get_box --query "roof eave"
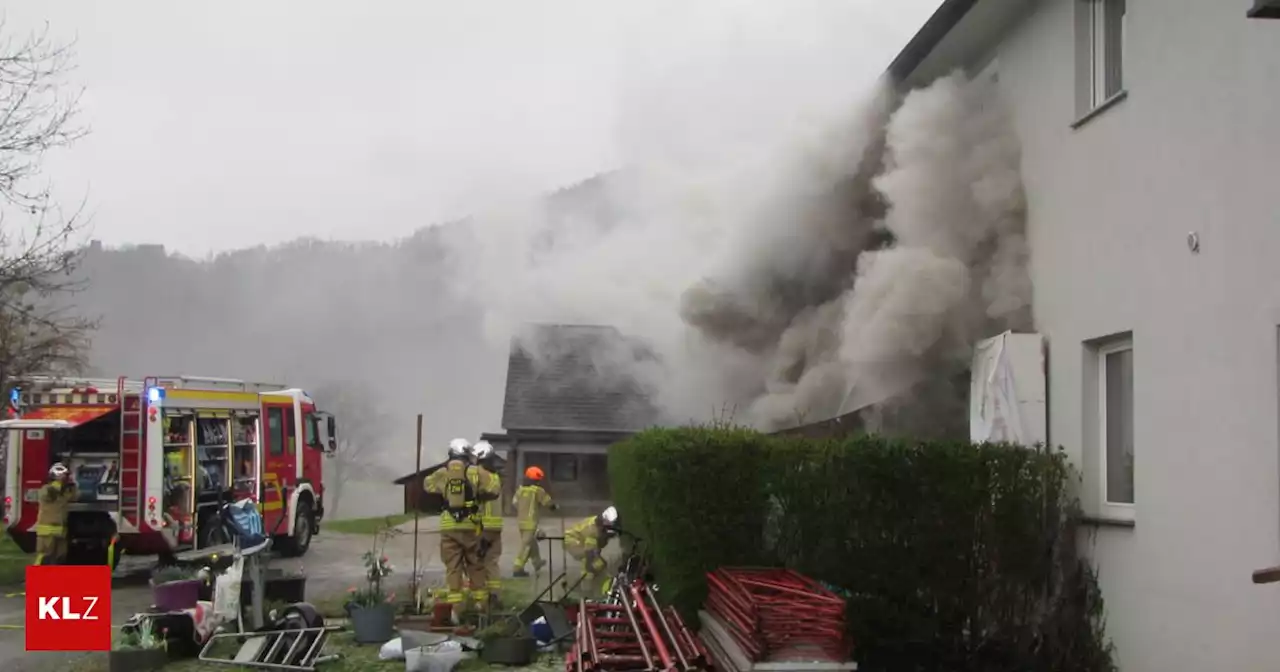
[886,0,982,85]
[505,427,640,440]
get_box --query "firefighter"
[562,505,618,597]
[34,462,78,565]
[424,438,481,620]
[512,466,557,577]
[470,440,504,606]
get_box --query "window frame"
[550,453,579,482]
[267,407,285,456]
[1097,338,1135,521]
[1074,0,1128,125]
[304,413,320,449]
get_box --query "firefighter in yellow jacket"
[512,466,557,577]
[424,439,480,618]
[470,440,504,606]
[562,505,618,596]
[424,438,500,620]
[35,463,78,565]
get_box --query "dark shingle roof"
[500,324,659,432]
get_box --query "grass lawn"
[323,514,414,535]
[0,535,28,586]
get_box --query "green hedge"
[608,428,1115,672]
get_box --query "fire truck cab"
[1,375,337,565]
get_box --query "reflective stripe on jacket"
[478,471,503,529]
[468,467,501,530]
[513,485,552,531]
[564,516,600,550]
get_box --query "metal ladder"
[117,376,156,529]
[199,625,342,670]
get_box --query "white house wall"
[959,1,1280,669]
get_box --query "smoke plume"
[446,59,1031,433]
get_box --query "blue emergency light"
[147,386,165,404]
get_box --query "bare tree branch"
[0,21,94,388]
[0,21,87,212]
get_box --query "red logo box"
[25,565,112,651]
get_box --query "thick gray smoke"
[448,67,1031,433]
[709,71,1033,431]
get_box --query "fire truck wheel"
[277,498,314,558]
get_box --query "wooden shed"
[393,451,509,515]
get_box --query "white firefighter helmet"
[48,462,69,479]
[472,440,493,461]
[600,505,618,526]
[447,438,471,459]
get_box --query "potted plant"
[151,565,202,612]
[478,617,537,666]
[344,523,400,644]
[109,619,169,672]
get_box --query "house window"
[1076,0,1126,116]
[1098,339,1135,510]
[550,454,578,482]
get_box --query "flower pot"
[480,636,537,666]
[431,602,453,628]
[348,602,396,644]
[108,647,168,672]
[152,579,202,612]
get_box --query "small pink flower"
[347,586,357,594]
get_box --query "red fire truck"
[0,375,337,565]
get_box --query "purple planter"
[152,579,201,612]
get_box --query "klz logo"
[26,565,112,651]
[37,596,100,620]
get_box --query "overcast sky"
[3,1,942,256]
